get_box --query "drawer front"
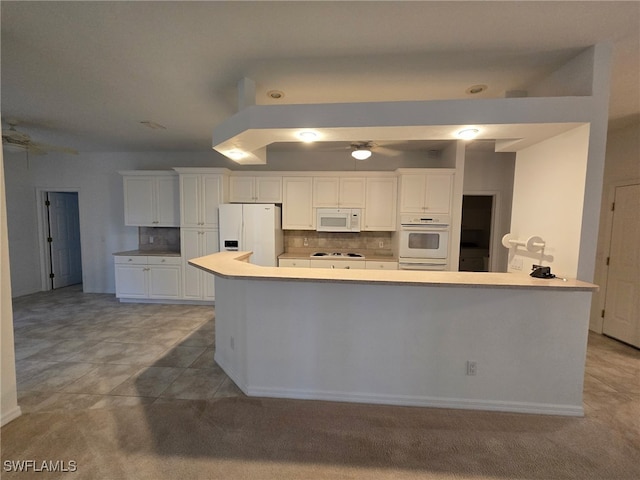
[279,258,311,268]
[365,261,398,270]
[309,259,365,269]
[147,256,182,266]
[114,256,148,265]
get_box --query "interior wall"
[463,150,516,272]
[1,150,21,426]
[590,120,640,332]
[509,124,590,278]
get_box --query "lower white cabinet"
[181,228,219,301]
[309,259,366,269]
[115,255,182,300]
[278,258,311,268]
[365,261,398,270]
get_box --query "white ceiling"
[1,1,638,155]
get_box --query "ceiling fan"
[348,141,404,159]
[2,121,78,155]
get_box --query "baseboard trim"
[117,298,214,305]
[1,406,23,426]
[244,386,584,417]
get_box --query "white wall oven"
[398,214,450,270]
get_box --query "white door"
[181,228,203,299]
[202,230,219,300]
[48,192,82,289]
[603,183,640,347]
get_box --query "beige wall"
[1,150,21,425]
[509,125,591,278]
[590,120,640,332]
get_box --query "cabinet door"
[181,229,203,299]
[313,177,340,207]
[123,177,155,226]
[148,266,181,299]
[364,177,397,231]
[180,174,201,227]
[399,175,426,213]
[115,264,148,298]
[155,176,180,226]
[339,177,366,208]
[202,175,223,227]
[283,177,314,230]
[255,176,282,203]
[202,230,219,300]
[424,174,453,214]
[279,258,311,268]
[229,176,255,203]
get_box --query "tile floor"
[10,285,640,416]
[12,285,243,413]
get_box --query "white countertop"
[189,251,598,291]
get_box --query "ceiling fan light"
[351,148,372,160]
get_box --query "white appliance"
[316,208,361,232]
[398,214,450,270]
[218,204,284,267]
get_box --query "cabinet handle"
[128,258,132,262]
[161,259,165,262]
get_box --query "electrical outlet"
[230,336,235,350]
[303,237,309,247]
[466,360,477,376]
[149,236,154,244]
[511,258,523,271]
[379,241,384,248]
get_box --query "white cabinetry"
[230,176,282,203]
[313,177,365,208]
[174,168,229,302]
[114,255,181,300]
[278,258,311,268]
[121,171,179,227]
[399,170,454,214]
[309,260,366,269]
[363,177,397,231]
[178,172,227,228]
[181,228,219,300]
[365,260,398,270]
[283,177,314,230]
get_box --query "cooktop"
[310,252,365,259]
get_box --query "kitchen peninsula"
[190,251,597,416]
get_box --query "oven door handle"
[400,225,449,231]
[399,263,447,270]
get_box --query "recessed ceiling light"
[457,128,480,140]
[227,150,246,160]
[140,121,167,130]
[267,90,284,100]
[465,84,487,95]
[297,130,318,142]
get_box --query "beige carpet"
[2,395,639,480]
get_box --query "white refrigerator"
[218,204,284,266]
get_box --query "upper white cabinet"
[283,177,314,230]
[121,171,179,227]
[229,176,282,203]
[175,169,229,228]
[363,177,397,231]
[399,170,454,214]
[313,177,365,208]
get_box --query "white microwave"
[316,208,361,232]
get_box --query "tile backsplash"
[139,227,181,252]
[284,230,393,257]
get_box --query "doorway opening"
[459,195,494,272]
[38,190,83,290]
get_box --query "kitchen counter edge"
[190,251,598,292]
